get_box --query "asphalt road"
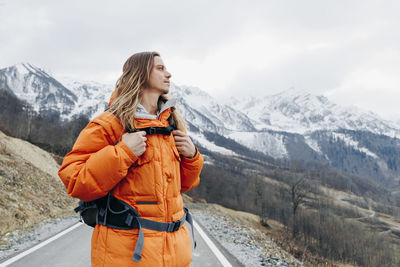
[1,221,238,267]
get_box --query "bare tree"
[290,177,308,237]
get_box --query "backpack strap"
[140,126,175,135]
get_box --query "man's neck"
[140,90,161,115]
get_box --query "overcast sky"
[1,0,399,122]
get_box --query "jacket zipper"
[157,131,168,267]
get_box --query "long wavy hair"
[109,51,186,132]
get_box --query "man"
[58,51,204,266]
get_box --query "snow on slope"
[331,132,378,159]
[227,131,288,158]
[55,75,114,119]
[225,88,400,137]
[191,132,236,156]
[304,135,323,154]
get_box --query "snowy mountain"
[0,63,77,117]
[170,84,256,134]
[208,89,400,176]
[225,88,400,137]
[1,63,400,183]
[0,63,113,120]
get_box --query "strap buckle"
[167,220,181,232]
[172,221,181,232]
[148,127,156,134]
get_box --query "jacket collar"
[135,98,176,119]
[107,90,176,129]
[108,90,176,117]
[133,98,176,129]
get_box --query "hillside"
[188,149,400,266]
[184,195,303,266]
[0,130,76,249]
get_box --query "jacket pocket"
[133,196,160,217]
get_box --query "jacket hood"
[108,90,116,107]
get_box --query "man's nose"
[166,71,171,78]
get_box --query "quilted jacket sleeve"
[58,120,138,202]
[180,147,204,193]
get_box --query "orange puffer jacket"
[58,98,204,267]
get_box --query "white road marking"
[0,222,83,267]
[193,220,233,267]
[2,220,233,267]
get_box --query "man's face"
[146,56,171,94]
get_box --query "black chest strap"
[139,125,175,135]
[105,107,178,135]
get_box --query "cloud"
[0,0,399,121]
[0,0,249,79]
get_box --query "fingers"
[173,135,186,142]
[172,130,185,137]
[174,142,186,150]
[173,130,195,157]
[175,140,191,149]
[124,131,146,136]
[175,144,186,154]
[121,131,148,157]
[135,131,147,141]
[175,141,196,158]
[174,133,193,149]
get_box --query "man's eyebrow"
[155,64,165,67]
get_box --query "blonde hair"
[109,51,186,132]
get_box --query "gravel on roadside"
[187,202,303,267]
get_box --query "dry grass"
[0,131,76,248]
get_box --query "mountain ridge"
[2,62,400,184]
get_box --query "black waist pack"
[74,195,107,227]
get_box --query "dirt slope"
[0,130,76,248]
